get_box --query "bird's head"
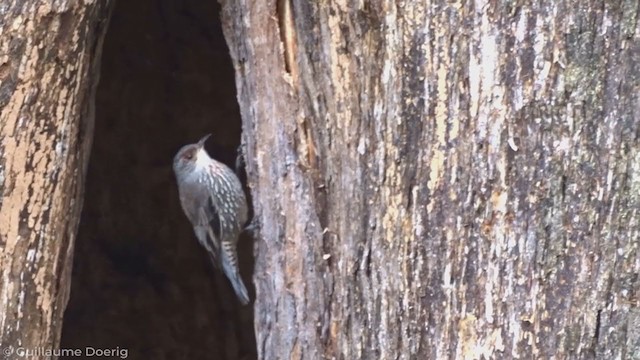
[173,134,211,177]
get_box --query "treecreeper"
[173,134,250,305]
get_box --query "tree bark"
[221,1,640,359]
[0,1,112,352]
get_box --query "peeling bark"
[0,1,112,351]
[221,1,640,359]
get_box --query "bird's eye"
[183,149,195,160]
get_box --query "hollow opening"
[60,1,256,359]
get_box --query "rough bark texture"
[0,0,112,352]
[221,1,640,359]
[60,1,256,359]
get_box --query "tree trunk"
[0,1,112,352]
[221,1,640,359]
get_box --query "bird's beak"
[197,134,211,148]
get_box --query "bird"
[173,134,250,305]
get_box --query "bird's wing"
[197,196,222,241]
[196,197,224,267]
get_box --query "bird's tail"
[221,250,250,305]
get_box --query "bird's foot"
[243,217,260,237]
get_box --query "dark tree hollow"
[60,1,256,359]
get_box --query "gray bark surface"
[221,1,640,359]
